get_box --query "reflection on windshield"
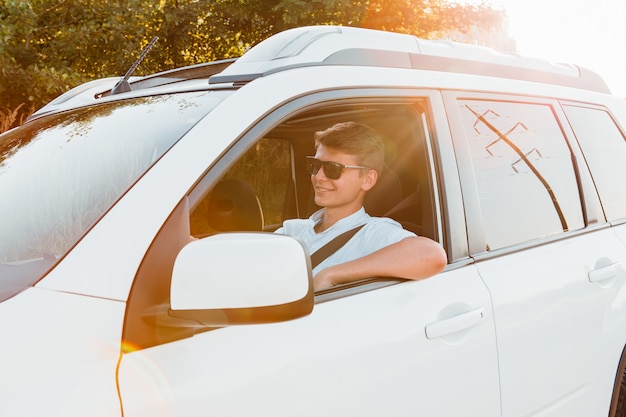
[0,91,224,300]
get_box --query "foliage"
[0,0,505,132]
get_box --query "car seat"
[363,166,403,217]
[206,178,265,232]
[364,166,423,236]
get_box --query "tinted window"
[458,99,584,250]
[563,105,626,221]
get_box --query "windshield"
[0,91,227,301]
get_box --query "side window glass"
[190,137,292,236]
[563,105,626,221]
[458,100,584,250]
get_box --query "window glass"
[458,100,584,250]
[0,91,226,301]
[563,105,626,221]
[190,137,292,236]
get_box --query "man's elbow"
[429,246,448,275]
[413,237,447,277]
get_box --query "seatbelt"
[310,224,365,269]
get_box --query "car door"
[116,91,503,417]
[118,270,500,417]
[445,92,626,417]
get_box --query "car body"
[1,25,626,416]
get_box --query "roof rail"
[208,26,611,94]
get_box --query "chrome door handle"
[425,307,485,340]
[588,262,621,283]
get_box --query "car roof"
[27,25,611,122]
[208,26,609,94]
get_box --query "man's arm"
[313,236,447,291]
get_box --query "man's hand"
[312,267,337,291]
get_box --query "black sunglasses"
[305,156,370,180]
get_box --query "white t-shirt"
[275,207,415,276]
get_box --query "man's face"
[311,145,377,214]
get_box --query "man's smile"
[315,184,335,192]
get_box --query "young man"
[275,121,447,291]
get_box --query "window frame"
[188,88,461,261]
[124,87,462,349]
[560,100,626,225]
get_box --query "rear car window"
[457,99,584,250]
[563,104,626,222]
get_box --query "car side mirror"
[169,233,313,326]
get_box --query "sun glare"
[462,0,626,97]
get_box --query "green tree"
[0,0,505,132]
[0,0,153,128]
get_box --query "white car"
[1,26,626,417]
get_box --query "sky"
[471,0,626,97]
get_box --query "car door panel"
[443,90,626,415]
[118,267,500,417]
[476,228,626,417]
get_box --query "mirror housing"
[170,233,313,326]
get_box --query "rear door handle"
[588,262,621,283]
[425,307,485,340]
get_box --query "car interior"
[190,100,439,244]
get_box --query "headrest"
[364,167,403,217]
[206,178,264,232]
